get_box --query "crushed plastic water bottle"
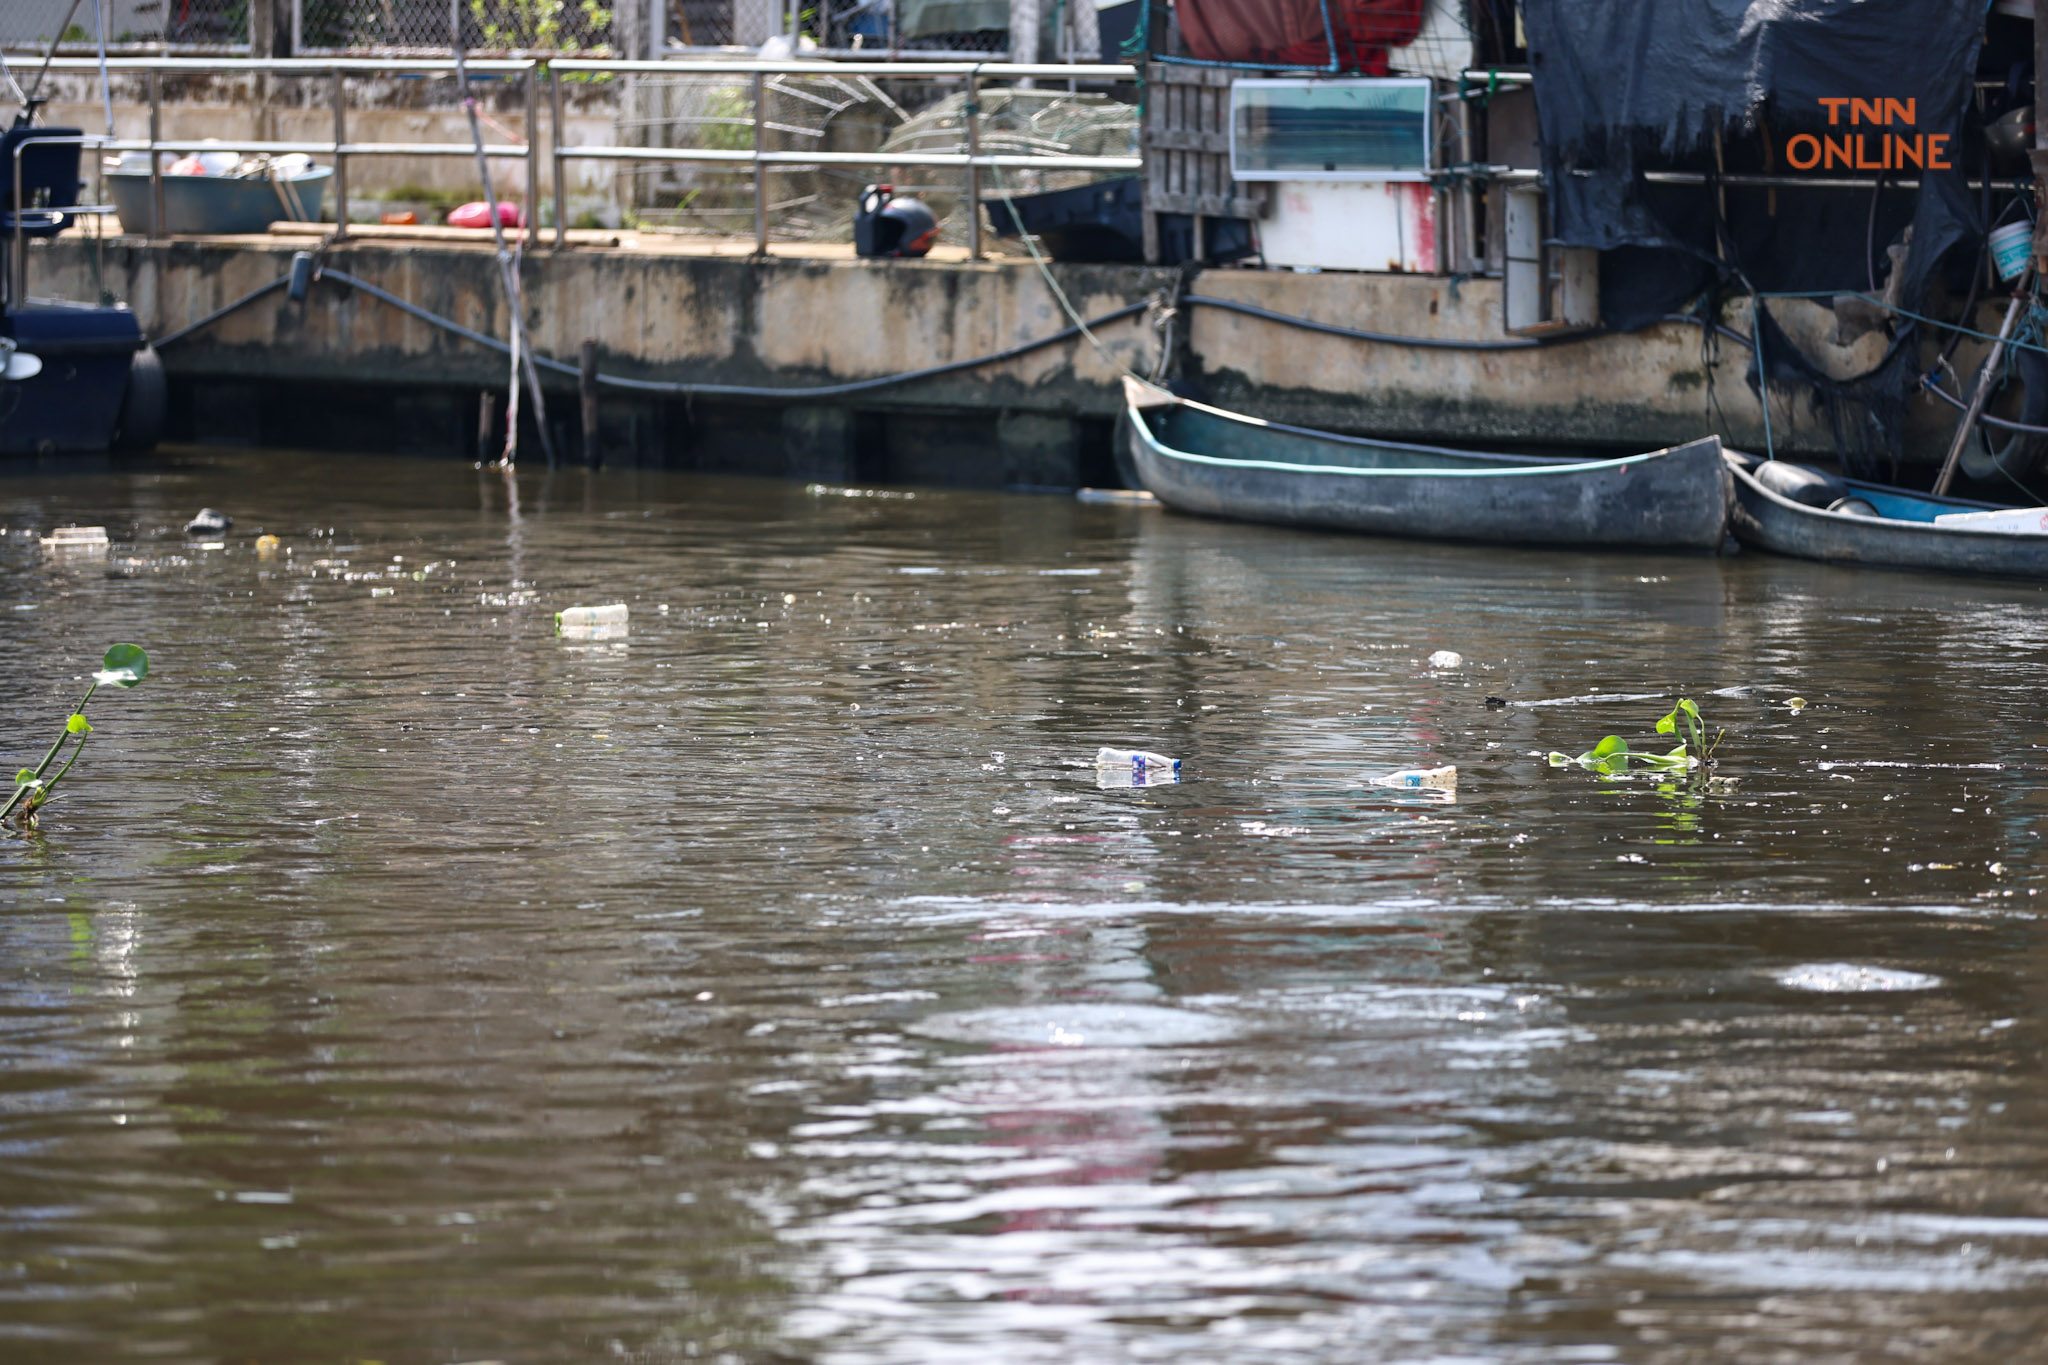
[1096,764,1179,788]
[1373,765,1457,791]
[557,602,629,640]
[558,603,629,629]
[1096,747,1179,775]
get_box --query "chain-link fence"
[673,0,1007,55]
[1,0,248,51]
[295,0,614,54]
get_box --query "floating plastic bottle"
[557,602,629,641]
[1096,747,1179,775]
[1096,763,1179,788]
[557,603,629,630]
[1374,765,1456,791]
[40,526,108,552]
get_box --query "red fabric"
[1176,0,1425,74]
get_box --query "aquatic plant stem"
[39,732,89,798]
[0,680,97,822]
[3,647,146,827]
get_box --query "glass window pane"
[1230,79,1432,180]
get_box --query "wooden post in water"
[477,390,500,462]
[579,339,600,466]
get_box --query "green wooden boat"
[1118,377,1731,550]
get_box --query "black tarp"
[1521,0,1987,472]
[1522,0,1983,313]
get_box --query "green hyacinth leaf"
[15,768,35,787]
[66,714,91,734]
[94,643,148,688]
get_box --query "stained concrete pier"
[40,227,1973,481]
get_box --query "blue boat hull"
[1726,452,2048,580]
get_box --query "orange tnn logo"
[1783,97,1948,172]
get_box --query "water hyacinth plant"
[1,645,149,830]
[1547,697,1722,781]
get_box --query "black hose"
[151,276,288,348]
[1922,372,2048,435]
[1183,294,1554,349]
[159,264,1150,401]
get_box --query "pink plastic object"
[446,200,525,230]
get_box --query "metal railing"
[30,55,1139,256]
[547,58,1140,258]
[10,132,120,305]
[37,56,542,244]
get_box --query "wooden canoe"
[1117,378,1730,550]
[1725,450,2048,579]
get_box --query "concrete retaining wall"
[34,232,1984,482]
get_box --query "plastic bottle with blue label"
[1096,747,1179,774]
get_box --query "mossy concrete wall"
[36,233,1984,477]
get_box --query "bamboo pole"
[453,47,556,467]
[1933,267,2033,497]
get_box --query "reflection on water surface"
[0,449,2044,1362]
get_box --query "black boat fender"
[1753,460,1849,508]
[113,345,166,454]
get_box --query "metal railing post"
[12,147,24,306]
[751,71,768,256]
[524,63,540,248]
[331,68,348,238]
[551,64,566,249]
[1453,95,1475,273]
[147,72,164,239]
[966,68,982,260]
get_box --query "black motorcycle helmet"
[855,184,940,258]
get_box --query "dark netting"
[1749,303,1922,482]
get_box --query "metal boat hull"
[1,304,152,456]
[1118,379,1730,550]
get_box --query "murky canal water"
[3,448,2046,1364]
